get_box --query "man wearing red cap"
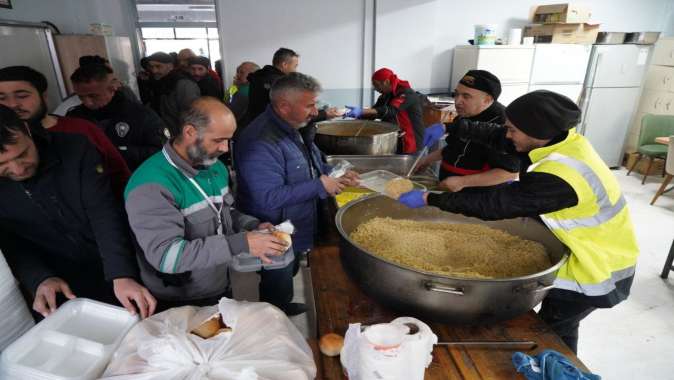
[345,68,424,154]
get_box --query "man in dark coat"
[189,56,224,99]
[146,52,201,137]
[68,63,169,171]
[0,105,155,319]
[244,47,299,126]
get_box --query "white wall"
[216,0,370,107]
[0,0,141,70]
[216,0,674,106]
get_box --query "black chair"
[660,239,674,279]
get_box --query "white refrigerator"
[578,44,652,168]
[528,44,592,104]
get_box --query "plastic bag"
[340,317,437,380]
[101,298,316,380]
[328,159,354,179]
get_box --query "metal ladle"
[405,146,429,178]
[403,322,537,351]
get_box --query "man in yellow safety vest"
[400,90,639,354]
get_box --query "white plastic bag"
[101,298,316,380]
[340,317,437,380]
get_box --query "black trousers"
[538,296,597,354]
[258,253,302,311]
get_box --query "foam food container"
[0,298,138,380]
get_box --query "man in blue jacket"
[234,72,357,315]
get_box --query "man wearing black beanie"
[417,70,519,192]
[399,90,639,354]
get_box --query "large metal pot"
[336,194,569,324]
[315,120,398,155]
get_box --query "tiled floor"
[232,167,674,379]
[580,168,674,380]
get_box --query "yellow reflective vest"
[528,130,639,298]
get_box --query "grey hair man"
[124,97,285,312]
[234,73,358,316]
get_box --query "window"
[141,27,220,68]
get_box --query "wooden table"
[655,136,670,145]
[309,245,590,379]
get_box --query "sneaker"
[282,302,308,316]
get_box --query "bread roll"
[319,333,344,357]
[191,313,232,339]
[273,230,292,248]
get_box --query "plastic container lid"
[0,298,138,380]
[231,247,295,272]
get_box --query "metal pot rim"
[335,193,569,283]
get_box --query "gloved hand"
[423,123,445,148]
[344,105,363,119]
[399,190,427,208]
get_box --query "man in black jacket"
[189,56,224,99]
[68,64,169,171]
[417,70,519,192]
[245,47,299,126]
[146,52,201,137]
[0,105,155,319]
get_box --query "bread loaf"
[273,230,292,248]
[191,313,232,339]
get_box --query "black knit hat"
[505,90,582,140]
[147,52,174,64]
[459,70,501,100]
[188,56,211,69]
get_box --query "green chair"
[627,114,674,184]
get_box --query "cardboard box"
[524,23,600,44]
[532,3,592,24]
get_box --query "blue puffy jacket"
[234,106,331,252]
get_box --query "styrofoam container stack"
[0,251,34,353]
[0,298,138,380]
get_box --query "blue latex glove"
[344,105,363,119]
[399,190,427,208]
[423,123,446,148]
[512,350,601,380]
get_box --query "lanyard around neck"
[162,148,223,234]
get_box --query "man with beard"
[188,56,223,99]
[0,105,156,319]
[146,52,201,137]
[234,72,358,316]
[68,63,168,171]
[124,97,285,311]
[0,65,130,198]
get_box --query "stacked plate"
[0,251,34,353]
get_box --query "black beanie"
[459,70,501,100]
[147,52,174,64]
[188,56,211,69]
[505,90,582,140]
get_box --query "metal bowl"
[315,120,399,155]
[336,194,569,324]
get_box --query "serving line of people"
[0,43,639,357]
